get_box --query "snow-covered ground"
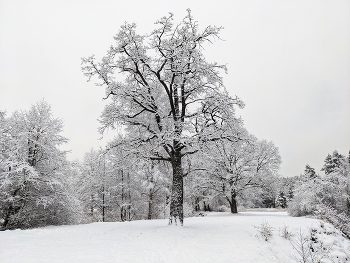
[1,211,349,263]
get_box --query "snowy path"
[0,212,348,263]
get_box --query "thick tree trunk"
[227,188,238,214]
[169,149,184,225]
[230,194,238,213]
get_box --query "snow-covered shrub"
[288,179,320,217]
[290,223,350,263]
[237,206,247,212]
[279,224,293,240]
[290,229,312,263]
[291,227,334,263]
[255,220,273,241]
[314,204,350,239]
[216,205,229,212]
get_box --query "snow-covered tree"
[303,164,316,179]
[321,150,345,175]
[77,148,104,222]
[275,191,287,208]
[82,10,244,224]
[77,140,171,222]
[190,136,281,213]
[0,100,71,230]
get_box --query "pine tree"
[276,191,287,208]
[321,151,345,175]
[304,164,316,179]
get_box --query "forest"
[0,11,349,242]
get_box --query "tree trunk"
[195,197,200,211]
[102,185,105,222]
[90,194,94,217]
[148,189,153,220]
[127,172,131,221]
[169,149,184,225]
[164,194,170,219]
[148,164,154,220]
[230,190,238,214]
[102,156,106,222]
[120,169,125,222]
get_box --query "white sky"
[0,0,349,177]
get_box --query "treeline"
[1,100,284,230]
[3,100,347,232]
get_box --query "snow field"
[0,211,349,263]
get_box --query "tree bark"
[229,189,238,214]
[120,169,125,222]
[102,185,105,222]
[230,195,238,213]
[169,149,184,225]
[148,164,154,220]
[148,189,153,220]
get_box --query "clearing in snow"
[1,211,349,263]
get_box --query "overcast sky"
[0,0,349,177]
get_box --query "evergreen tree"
[321,150,345,175]
[276,191,287,208]
[304,164,316,179]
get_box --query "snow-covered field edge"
[0,211,349,263]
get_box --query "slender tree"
[82,10,244,224]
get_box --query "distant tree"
[303,164,316,179]
[107,137,172,221]
[192,136,281,213]
[77,148,104,222]
[321,150,345,175]
[0,110,5,121]
[134,159,171,220]
[82,10,244,224]
[279,176,298,205]
[275,191,287,208]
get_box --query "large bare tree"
[82,10,244,225]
